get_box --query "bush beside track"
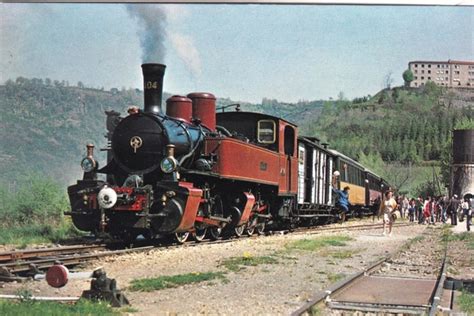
[0,173,84,246]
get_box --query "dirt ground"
[0,218,472,315]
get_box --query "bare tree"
[384,72,394,90]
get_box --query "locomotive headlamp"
[160,144,178,173]
[81,143,97,172]
[81,157,96,172]
[160,157,178,173]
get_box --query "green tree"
[402,69,414,87]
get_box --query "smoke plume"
[127,5,167,63]
[170,32,202,78]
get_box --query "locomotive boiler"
[67,63,389,243]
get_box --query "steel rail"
[157,222,413,251]
[288,222,412,237]
[0,246,154,274]
[291,256,389,316]
[0,245,105,263]
[428,247,448,315]
[292,226,450,316]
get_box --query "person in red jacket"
[423,197,432,224]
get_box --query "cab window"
[257,120,276,143]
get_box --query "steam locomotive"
[67,64,389,242]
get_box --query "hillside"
[304,83,474,194]
[1,77,472,195]
[0,78,322,187]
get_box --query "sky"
[1,4,472,103]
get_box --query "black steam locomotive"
[67,64,388,242]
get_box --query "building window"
[415,70,418,74]
[437,65,440,68]
[422,64,425,68]
[428,77,431,80]
[428,70,431,74]
[415,64,418,67]
[414,76,418,80]
[421,76,425,80]
[422,70,425,74]
[455,71,460,75]
[446,71,449,74]
[414,82,418,86]
[428,64,431,68]
[446,77,449,81]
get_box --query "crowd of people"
[331,174,473,236]
[378,193,473,234]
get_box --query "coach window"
[257,120,276,144]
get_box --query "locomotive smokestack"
[141,63,166,115]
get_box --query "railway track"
[0,245,154,280]
[0,221,413,281]
[0,244,105,263]
[291,227,452,315]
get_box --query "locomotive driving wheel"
[234,225,245,237]
[256,222,266,235]
[175,232,190,244]
[209,227,222,240]
[245,217,258,236]
[245,226,255,236]
[192,228,207,242]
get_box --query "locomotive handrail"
[179,125,205,166]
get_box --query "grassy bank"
[0,299,120,316]
[0,173,84,246]
[0,222,84,247]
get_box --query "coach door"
[326,156,333,205]
[313,149,320,204]
[297,144,305,203]
[319,151,327,204]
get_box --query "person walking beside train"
[461,198,469,226]
[380,190,397,236]
[332,173,351,223]
[423,197,433,225]
[416,196,424,224]
[408,198,416,222]
[400,196,409,219]
[372,195,381,222]
[466,197,473,231]
[439,195,448,224]
[447,195,459,226]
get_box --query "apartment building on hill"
[408,60,474,88]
